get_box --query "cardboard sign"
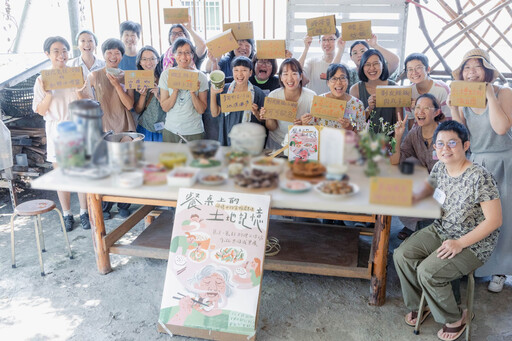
[256,40,286,59]
[222,21,254,40]
[449,81,486,108]
[163,8,189,24]
[369,177,413,206]
[158,188,270,341]
[167,69,199,91]
[263,97,298,122]
[220,91,252,113]
[41,67,84,90]
[306,15,336,37]
[206,29,240,59]
[341,20,372,41]
[376,86,412,108]
[124,70,155,90]
[311,96,347,120]
[288,125,319,162]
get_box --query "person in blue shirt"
[118,21,141,71]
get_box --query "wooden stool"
[414,271,475,340]
[10,199,73,276]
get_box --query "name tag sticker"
[433,188,446,205]
[154,122,165,131]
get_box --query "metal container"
[104,132,145,172]
[69,99,104,158]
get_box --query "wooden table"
[31,142,440,306]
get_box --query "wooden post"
[87,193,112,274]
[369,214,392,306]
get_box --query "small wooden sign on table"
[449,81,486,108]
[255,40,286,59]
[167,69,199,91]
[124,70,155,90]
[206,29,240,59]
[311,96,347,120]
[222,21,254,40]
[376,86,412,108]
[341,20,372,41]
[220,91,252,112]
[41,67,84,90]
[158,188,271,341]
[369,177,413,206]
[163,8,189,24]
[263,97,298,122]
[306,15,336,37]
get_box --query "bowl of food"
[225,150,250,165]
[290,160,326,178]
[166,167,199,187]
[199,173,227,186]
[250,156,285,174]
[280,180,312,193]
[158,152,187,169]
[106,68,123,77]
[187,139,220,160]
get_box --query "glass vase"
[364,158,380,177]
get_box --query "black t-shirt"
[248,75,280,95]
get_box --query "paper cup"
[210,70,225,90]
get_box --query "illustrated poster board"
[163,8,189,24]
[220,91,252,113]
[124,70,154,90]
[369,177,413,206]
[449,81,486,108]
[41,67,84,90]
[319,127,345,166]
[263,97,298,122]
[341,20,372,41]
[311,95,347,120]
[222,21,254,40]
[288,125,320,162]
[206,29,240,59]
[167,69,199,91]
[306,15,336,37]
[255,40,286,59]
[376,86,412,108]
[158,188,271,341]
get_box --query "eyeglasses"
[363,62,382,69]
[414,106,435,112]
[329,76,348,83]
[171,31,185,37]
[141,57,158,62]
[434,140,460,149]
[406,65,426,74]
[176,51,192,56]
[320,38,336,43]
[257,60,272,65]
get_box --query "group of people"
[32,18,511,341]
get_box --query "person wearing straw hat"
[449,48,512,294]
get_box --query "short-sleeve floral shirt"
[428,162,500,262]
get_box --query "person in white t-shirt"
[259,58,315,149]
[67,30,105,79]
[403,53,451,129]
[298,28,345,96]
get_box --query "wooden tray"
[285,169,326,184]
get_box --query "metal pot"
[104,132,145,172]
[69,99,104,158]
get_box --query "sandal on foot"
[437,323,466,341]
[405,307,431,327]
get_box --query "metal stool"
[10,199,73,276]
[414,271,475,340]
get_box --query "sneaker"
[63,215,74,232]
[103,211,112,220]
[118,208,131,218]
[80,212,91,230]
[488,275,507,293]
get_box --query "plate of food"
[314,181,359,198]
[212,246,247,264]
[199,173,227,186]
[251,156,285,174]
[234,169,279,190]
[280,180,312,193]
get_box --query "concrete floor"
[0,187,511,341]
